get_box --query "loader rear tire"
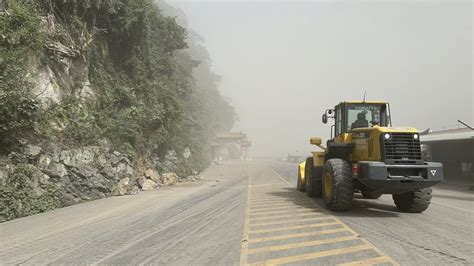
[322,159,353,211]
[305,157,322,197]
[297,164,306,192]
[393,188,432,213]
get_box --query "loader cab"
[323,101,391,138]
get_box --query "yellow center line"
[250,190,286,193]
[249,201,284,205]
[250,195,309,200]
[248,244,373,266]
[250,216,327,227]
[249,183,285,188]
[250,210,323,219]
[245,235,359,255]
[249,221,339,234]
[247,228,351,244]
[250,208,318,216]
[249,199,300,204]
[250,212,325,222]
[250,204,312,209]
[251,197,312,201]
[338,255,393,266]
[252,192,307,196]
[250,194,310,199]
[250,204,316,212]
[252,194,309,197]
[250,201,316,208]
[252,195,313,203]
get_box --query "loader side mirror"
[322,114,328,124]
[310,137,322,146]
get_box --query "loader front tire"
[322,159,353,211]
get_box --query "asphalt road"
[0,160,473,265]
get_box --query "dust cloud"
[172,0,473,157]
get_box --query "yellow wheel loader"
[297,101,443,213]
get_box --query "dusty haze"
[172,0,473,157]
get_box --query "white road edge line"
[431,201,474,213]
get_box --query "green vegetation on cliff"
[0,0,236,220]
[1,0,235,167]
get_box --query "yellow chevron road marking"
[249,221,339,234]
[249,244,373,265]
[247,228,350,244]
[249,212,323,222]
[241,163,398,266]
[245,235,358,255]
[250,216,328,228]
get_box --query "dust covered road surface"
[1,160,472,265]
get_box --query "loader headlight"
[413,133,419,140]
[384,133,391,140]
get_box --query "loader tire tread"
[393,188,432,213]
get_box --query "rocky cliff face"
[0,9,179,222]
[0,1,234,222]
[0,142,186,222]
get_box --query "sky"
[170,0,473,157]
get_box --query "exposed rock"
[129,185,139,195]
[110,152,130,166]
[0,168,6,186]
[45,162,68,179]
[111,161,133,178]
[113,177,130,196]
[20,164,50,196]
[183,147,191,159]
[24,144,42,158]
[37,154,52,169]
[1,142,196,221]
[60,147,104,167]
[186,175,203,181]
[163,150,178,172]
[33,64,61,109]
[141,179,158,191]
[161,172,178,186]
[41,141,61,163]
[67,166,112,199]
[191,175,203,180]
[79,77,95,99]
[136,176,146,188]
[145,169,160,183]
[38,173,50,186]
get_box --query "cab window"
[335,108,342,135]
[346,104,387,131]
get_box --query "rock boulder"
[161,172,178,186]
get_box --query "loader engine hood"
[352,126,419,134]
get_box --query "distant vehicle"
[297,101,443,212]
